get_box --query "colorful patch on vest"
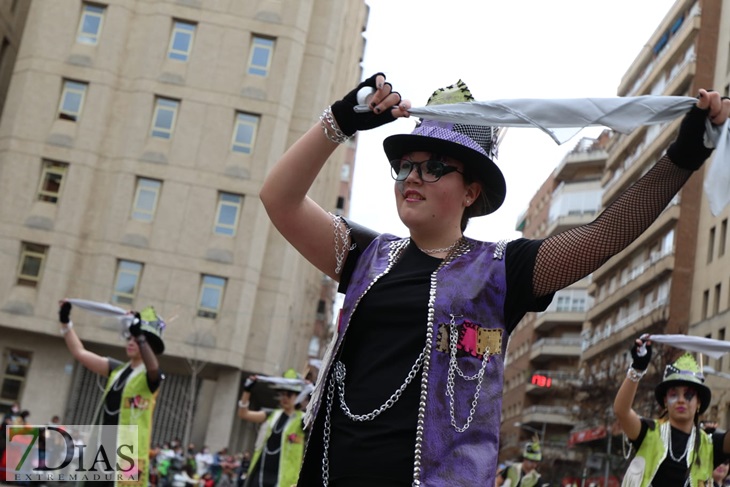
[124,395,151,410]
[436,319,502,360]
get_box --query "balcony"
[533,309,585,333]
[522,405,574,426]
[554,148,607,182]
[587,249,675,321]
[620,4,700,96]
[581,298,670,361]
[529,337,581,363]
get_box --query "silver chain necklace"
[413,237,461,255]
[665,423,695,463]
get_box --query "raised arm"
[237,376,267,424]
[532,90,730,297]
[614,338,653,441]
[259,73,409,280]
[127,312,161,384]
[58,300,110,377]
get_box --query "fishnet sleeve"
[532,156,693,297]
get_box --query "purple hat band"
[410,122,490,158]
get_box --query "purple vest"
[308,234,509,486]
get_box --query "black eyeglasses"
[390,159,463,183]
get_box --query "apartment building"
[688,0,730,426]
[574,0,726,480]
[0,0,367,452]
[500,134,608,481]
[581,0,721,402]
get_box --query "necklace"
[667,424,695,463]
[413,237,461,255]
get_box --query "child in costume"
[495,439,542,487]
[615,337,730,487]
[59,300,165,487]
[259,71,730,485]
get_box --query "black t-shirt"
[247,411,289,487]
[313,235,550,483]
[102,358,161,426]
[631,419,728,485]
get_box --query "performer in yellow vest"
[495,439,542,487]
[615,337,730,487]
[237,371,306,487]
[59,300,165,487]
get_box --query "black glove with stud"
[243,376,257,392]
[330,72,400,136]
[630,339,652,371]
[59,301,72,324]
[666,103,714,171]
[128,312,143,337]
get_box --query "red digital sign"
[530,374,552,388]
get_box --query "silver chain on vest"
[318,237,473,487]
[446,313,490,433]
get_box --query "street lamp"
[514,421,546,443]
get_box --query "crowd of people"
[148,440,251,487]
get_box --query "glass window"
[17,243,47,287]
[198,275,226,319]
[247,36,275,76]
[37,160,68,204]
[214,193,243,236]
[58,80,88,121]
[77,3,105,45]
[112,260,143,305]
[151,97,179,139]
[132,178,162,222]
[0,350,32,407]
[168,21,196,62]
[231,112,259,154]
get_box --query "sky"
[349,0,678,242]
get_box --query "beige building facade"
[0,0,368,452]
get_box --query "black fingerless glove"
[330,72,397,136]
[630,340,652,371]
[59,302,72,324]
[666,104,714,171]
[243,377,256,392]
[129,312,143,337]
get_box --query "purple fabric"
[310,235,507,486]
[411,123,489,157]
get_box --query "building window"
[214,193,243,236]
[198,275,226,318]
[77,3,105,45]
[37,160,68,203]
[0,350,32,409]
[132,178,162,222]
[150,97,179,139]
[715,283,722,316]
[708,227,716,264]
[167,21,196,62]
[231,112,259,154]
[58,80,88,121]
[17,243,47,287]
[721,219,727,258]
[247,36,274,76]
[112,260,143,305]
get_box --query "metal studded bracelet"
[320,106,351,144]
[626,366,647,382]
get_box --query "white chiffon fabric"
[410,97,730,216]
